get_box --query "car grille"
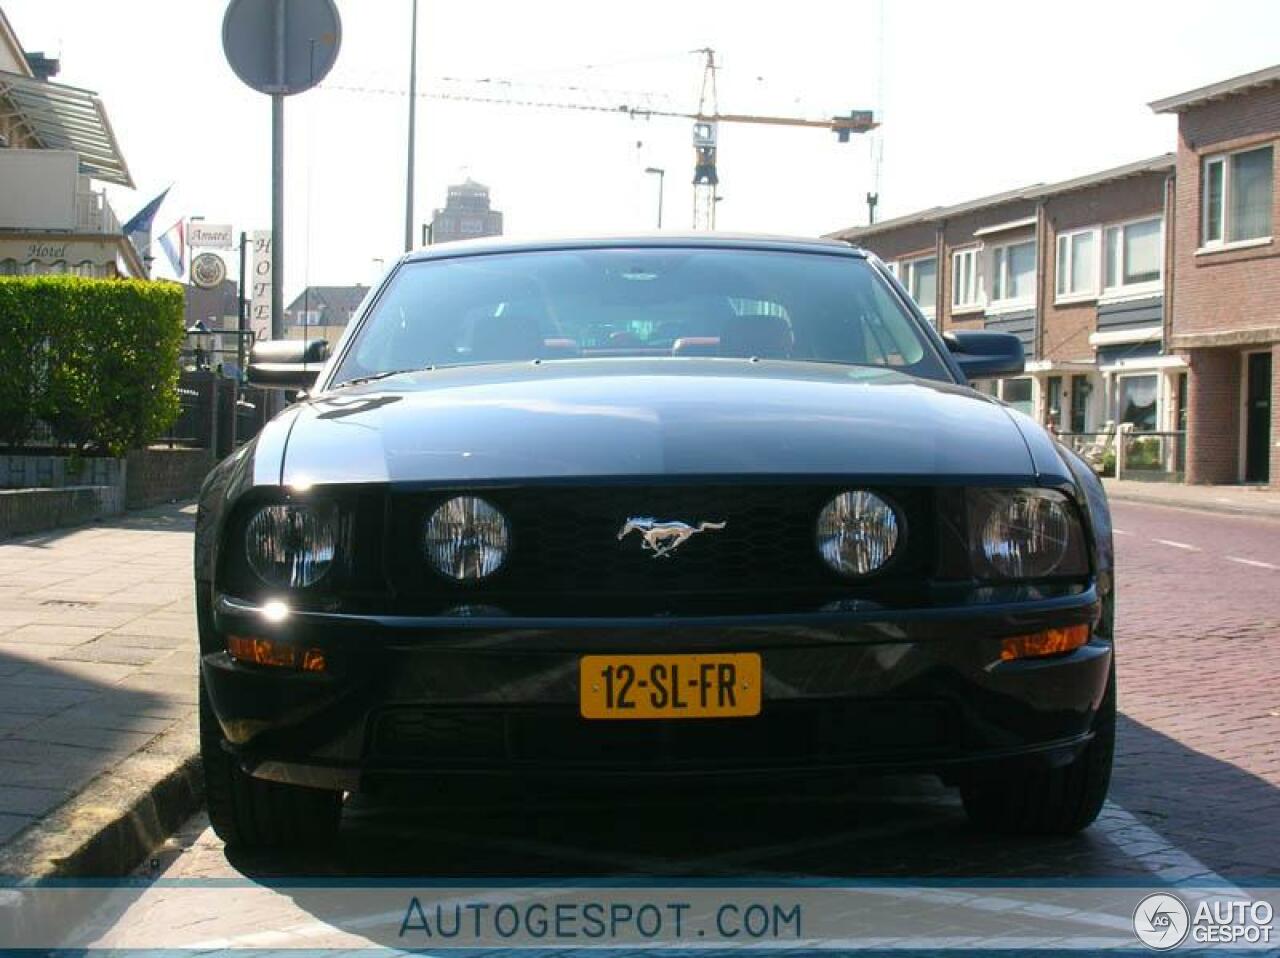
[386,483,935,613]
[368,700,957,770]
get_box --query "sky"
[5,0,1280,301]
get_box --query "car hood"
[277,360,1036,486]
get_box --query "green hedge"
[0,276,185,455]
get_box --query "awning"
[0,69,133,187]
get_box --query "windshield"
[331,247,950,386]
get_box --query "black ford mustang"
[195,235,1115,849]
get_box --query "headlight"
[972,488,1081,579]
[245,504,336,588]
[816,490,900,577]
[424,496,510,580]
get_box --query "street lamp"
[644,167,665,229]
[185,319,213,371]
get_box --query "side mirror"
[944,330,1025,380]
[246,339,329,391]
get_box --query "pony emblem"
[617,517,726,559]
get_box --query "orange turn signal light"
[227,635,327,672]
[1000,623,1090,662]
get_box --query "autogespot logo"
[1134,893,1190,950]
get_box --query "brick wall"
[125,448,215,510]
[1186,348,1241,484]
[1172,85,1280,340]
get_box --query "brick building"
[1150,65,1278,486]
[828,157,1177,442]
[827,62,1279,488]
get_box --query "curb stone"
[1104,486,1280,520]
[0,721,202,878]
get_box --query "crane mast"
[692,48,721,230]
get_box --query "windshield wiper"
[337,366,435,388]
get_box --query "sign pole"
[237,231,249,377]
[404,0,418,253]
[271,93,285,343]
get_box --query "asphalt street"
[64,500,1280,946]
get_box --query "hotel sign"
[0,238,115,267]
[249,231,273,341]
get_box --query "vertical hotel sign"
[250,231,273,341]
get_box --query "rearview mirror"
[944,330,1025,380]
[246,339,329,391]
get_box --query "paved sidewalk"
[1103,478,1280,518]
[0,502,199,874]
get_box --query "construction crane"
[686,48,875,228]
[327,48,877,230]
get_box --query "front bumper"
[201,587,1112,793]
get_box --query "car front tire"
[960,664,1115,836]
[199,677,343,850]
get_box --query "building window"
[1203,146,1274,245]
[900,255,936,315]
[952,247,981,309]
[883,260,899,279]
[1103,217,1162,292]
[1116,374,1158,431]
[1055,228,1099,299]
[1001,377,1033,416]
[989,240,1036,305]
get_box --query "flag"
[157,219,185,276]
[121,188,170,244]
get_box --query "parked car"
[193,235,1115,848]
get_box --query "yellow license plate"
[579,653,761,720]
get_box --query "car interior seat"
[718,312,795,359]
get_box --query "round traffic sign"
[222,0,342,96]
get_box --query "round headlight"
[424,496,510,580]
[980,492,1072,578]
[245,504,336,589]
[816,490,900,577]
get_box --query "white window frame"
[951,246,983,312]
[899,254,937,319]
[1202,144,1275,250]
[1113,371,1160,433]
[1102,215,1164,300]
[987,238,1037,309]
[1055,227,1101,304]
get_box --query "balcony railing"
[74,184,121,234]
[1116,428,1186,483]
[1058,426,1186,482]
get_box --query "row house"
[1151,65,1279,487]
[827,156,1178,443]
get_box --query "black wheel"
[961,664,1115,835]
[199,677,343,849]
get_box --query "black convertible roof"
[402,232,862,264]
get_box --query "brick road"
[39,500,1280,947]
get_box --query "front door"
[1245,352,1272,483]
